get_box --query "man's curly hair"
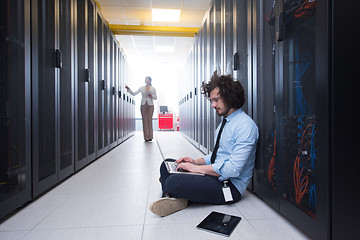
[201,71,245,109]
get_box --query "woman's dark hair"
[146,76,152,85]
[201,71,245,109]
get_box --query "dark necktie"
[211,118,227,164]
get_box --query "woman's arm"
[126,85,141,96]
[150,87,157,100]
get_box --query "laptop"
[164,161,204,175]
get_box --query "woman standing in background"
[125,76,157,142]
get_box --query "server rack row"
[0,0,135,220]
[179,0,357,239]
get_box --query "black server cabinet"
[97,12,105,157]
[208,5,216,151]
[331,0,359,238]
[210,1,222,144]
[58,0,75,181]
[114,45,119,144]
[117,51,124,144]
[252,0,278,210]
[194,42,200,146]
[31,0,57,197]
[104,30,110,149]
[109,38,116,150]
[232,0,250,115]
[75,0,96,170]
[253,0,329,239]
[32,0,74,196]
[0,0,31,220]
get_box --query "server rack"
[108,38,115,149]
[75,0,96,170]
[252,0,330,239]
[97,20,109,157]
[1,0,135,220]
[179,0,344,238]
[59,0,75,180]
[0,0,32,220]
[117,50,124,144]
[32,0,75,196]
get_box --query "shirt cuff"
[211,160,223,176]
[203,154,211,165]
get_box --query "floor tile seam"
[29,224,145,231]
[143,221,200,226]
[233,205,283,221]
[0,229,29,233]
[29,194,72,231]
[50,182,153,195]
[141,136,163,240]
[154,137,165,160]
[246,218,311,239]
[244,218,269,237]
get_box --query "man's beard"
[216,106,230,117]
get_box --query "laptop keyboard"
[168,162,187,172]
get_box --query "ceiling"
[96,0,212,67]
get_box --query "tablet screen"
[196,211,241,237]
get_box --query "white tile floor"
[0,131,311,240]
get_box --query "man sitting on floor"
[150,71,259,217]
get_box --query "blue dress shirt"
[203,108,259,195]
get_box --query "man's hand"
[176,157,195,164]
[177,162,199,173]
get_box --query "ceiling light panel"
[154,46,174,52]
[152,8,181,22]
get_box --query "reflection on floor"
[0,131,310,240]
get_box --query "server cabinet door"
[202,26,209,154]
[75,0,96,170]
[32,0,58,196]
[58,0,75,181]
[194,42,200,145]
[114,46,119,144]
[223,0,233,76]
[214,0,222,132]
[233,0,250,114]
[252,0,278,209]
[109,39,116,149]
[87,0,96,162]
[104,29,110,149]
[97,14,105,156]
[0,0,31,219]
[278,0,328,239]
[118,49,124,143]
[208,6,216,150]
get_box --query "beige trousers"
[140,102,154,140]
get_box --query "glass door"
[75,0,96,170]
[277,1,329,239]
[97,12,105,156]
[58,0,75,180]
[279,0,317,218]
[253,0,278,209]
[32,0,58,196]
[0,0,31,219]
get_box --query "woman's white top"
[128,86,157,105]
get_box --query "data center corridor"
[0,132,310,240]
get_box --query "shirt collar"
[225,108,243,123]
